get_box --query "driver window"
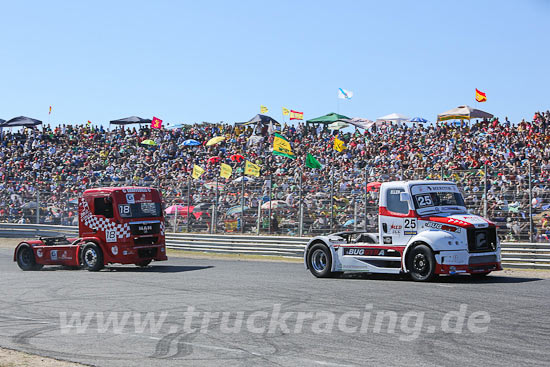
[386,188,409,214]
[94,197,114,218]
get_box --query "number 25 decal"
[404,219,416,229]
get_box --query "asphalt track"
[1,247,549,367]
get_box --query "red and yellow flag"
[289,110,303,120]
[475,89,487,102]
[49,106,52,114]
[151,116,163,129]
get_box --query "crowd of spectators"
[1,110,549,241]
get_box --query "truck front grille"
[467,227,497,253]
[130,222,160,235]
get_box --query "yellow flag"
[282,107,290,116]
[260,105,268,114]
[192,164,205,179]
[272,133,295,159]
[220,163,232,178]
[244,160,261,177]
[333,137,346,152]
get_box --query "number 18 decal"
[106,230,117,243]
[404,218,416,229]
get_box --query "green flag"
[305,153,322,169]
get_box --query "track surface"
[1,247,550,367]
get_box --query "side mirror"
[400,192,411,202]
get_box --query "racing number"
[118,204,130,217]
[416,194,433,207]
[404,219,416,229]
[106,230,117,243]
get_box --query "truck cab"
[305,180,502,281]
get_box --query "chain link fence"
[2,165,550,242]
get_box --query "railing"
[1,223,549,269]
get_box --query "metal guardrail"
[1,223,549,269]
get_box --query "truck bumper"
[104,244,168,264]
[435,250,502,275]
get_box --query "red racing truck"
[14,187,167,271]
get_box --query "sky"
[1,0,549,127]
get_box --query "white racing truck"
[304,180,502,281]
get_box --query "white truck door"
[379,186,415,247]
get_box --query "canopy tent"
[110,116,152,125]
[0,116,42,127]
[0,119,5,125]
[437,105,493,122]
[306,112,350,125]
[235,114,281,127]
[328,121,350,130]
[344,117,375,130]
[375,113,410,124]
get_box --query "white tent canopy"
[376,113,410,123]
[344,117,375,130]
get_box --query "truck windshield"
[413,191,465,211]
[117,203,162,218]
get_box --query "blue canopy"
[183,139,201,146]
[410,117,428,123]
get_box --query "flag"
[289,110,303,120]
[220,163,232,178]
[244,160,261,177]
[272,133,296,159]
[260,105,268,114]
[282,107,290,116]
[87,120,92,125]
[49,106,52,114]
[334,137,346,152]
[192,164,205,179]
[338,88,353,99]
[151,116,163,129]
[475,89,487,102]
[305,153,322,169]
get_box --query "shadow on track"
[337,273,543,284]
[37,265,214,273]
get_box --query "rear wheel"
[81,243,104,272]
[16,244,42,271]
[136,259,152,267]
[307,243,334,278]
[407,245,435,282]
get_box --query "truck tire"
[407,244,435,282]
[136,259,152,267]
[307,243,334,278]
[81,243,104,272]
[16,244,43,271]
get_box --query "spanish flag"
[260,105,268,114]
[475,89,487,102]
[333,137,346,152]
[192,164,205,179]
[272,133,296,159]
[49,106,52,115]
[151,116,163,129]
[289,110,303,120]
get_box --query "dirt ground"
[0,347,86,367]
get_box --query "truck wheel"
[307,243,334,278]
[136,259,152,267]
[81,243,104,272]
[407,245,435,282]
[16,244,43,271]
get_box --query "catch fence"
[1,165,549,242]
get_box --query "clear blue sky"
[1,0,549,127]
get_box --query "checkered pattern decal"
[160,221,165,236]
[80,200,131,240]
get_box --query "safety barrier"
[1,223,549,269]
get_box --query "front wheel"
[16,244,43,271]
[307,243,334,278]
[407,245,435,282]
[136,259,152,267]
[81,243,104,272]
